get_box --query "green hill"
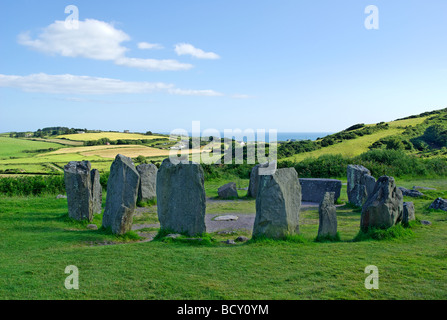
[279,108,447,163]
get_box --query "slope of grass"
[381,116,428,128]
[281,116,430,163]
[283,128,404,162]
[0,137,62,159]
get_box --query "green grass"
[23,138,84,146]
[206,199,255,214]
[56,132,166,141]
[0,137,62,159]
[0,178,446,299]
[284,128,405,162]
[353,224,414,242]
[281,116,430,163]
[205,178,249,198]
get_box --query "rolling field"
[0,137,62,159]
[0,136,169,174]
[23,138,84,146]
[57,132,166,141]
[0,115,440,174]
[0,135,201,174]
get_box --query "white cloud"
[18,19,130,61]
[115,57,193,71]
[174,43,220,59]
[138,42,164,50]
[18,20,193,71]
[0,73,222,96]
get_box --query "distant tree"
[384,137,405,150]
[344,123,365,131]
[135,155,147,164]
[423,124,447,147]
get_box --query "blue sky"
[1,0,447,134]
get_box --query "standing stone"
[361,176,403,231]
[317,192,338,238]
[91,169,102,214]
[402,202,415,224]
[102,154,140,235]
[157,158,206,236]
[364,174,377,198]
[218,182,238,199]
[347,165,376,207]
[64,161,93,221]
[253,167,301,239]
[299,178,342,203]
[247,162,276,198]
[136,163,157,203]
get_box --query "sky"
[1,0,447,134]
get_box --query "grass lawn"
[0,178,446,300]
[0,137,62,159]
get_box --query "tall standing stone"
[157,158,206,236]
[361,176,403,231]
[91,169,102,214]
[317,192,338,239]
[253,167,301,239]
[64,161,93,221]
[247,162,276,198]
[102,154,140,235]
[136,163,157,203]
[402,202,415,225]
[347,164,376,207]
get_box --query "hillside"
[1,108,446,176]
[279,108,447,163]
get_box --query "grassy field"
[23,138,84,146]
[0,137,167,174]
[0,137,62,159]
[56,132,166,141]
[0,177,446,299]
[281,116,429,163]
[0,135,203,174]
[379,116,428,128]
[283,128,405,162]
